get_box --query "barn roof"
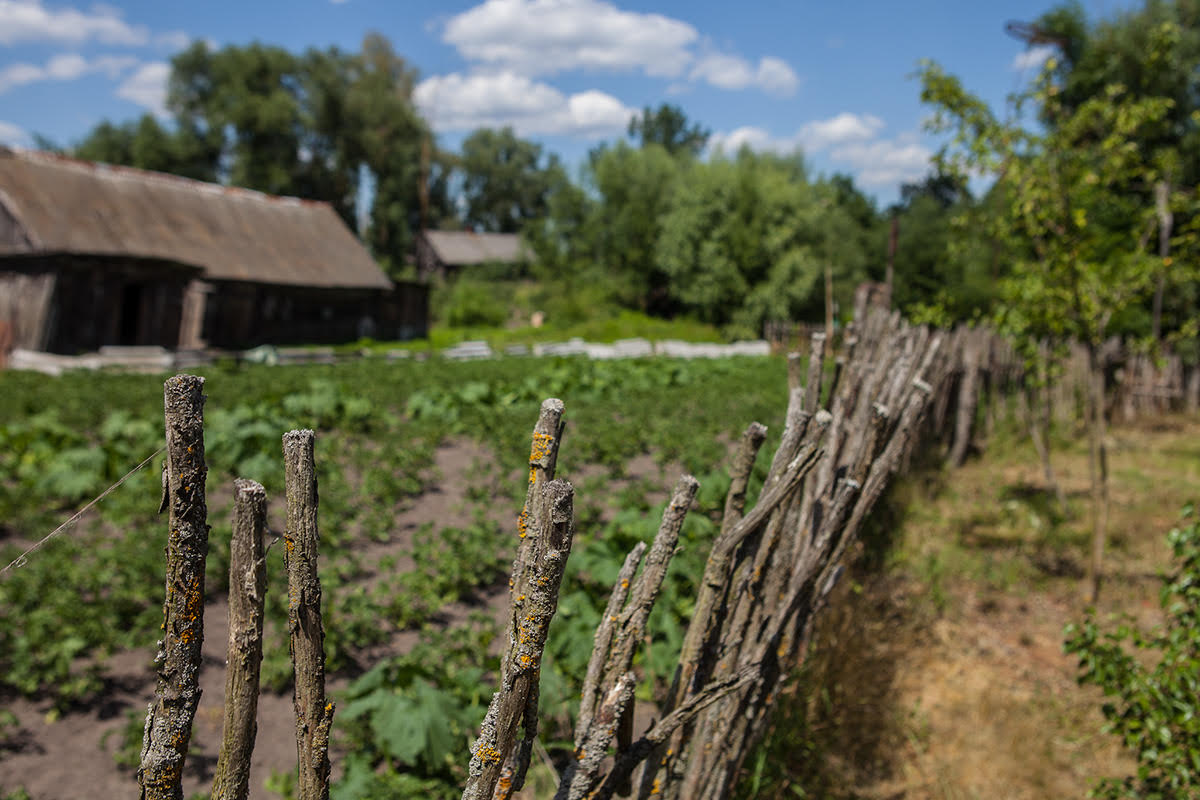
[0,148,392,290]
[420,230,532,266]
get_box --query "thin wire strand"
[0,445,165,577]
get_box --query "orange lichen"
[475,744,503,765]
[529,432,554,465]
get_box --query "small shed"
[0,148,427,353]
[415,230,532,280]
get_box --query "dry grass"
[742,413,1200,799]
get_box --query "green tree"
[889,172,1001,320]
[584,141,683,311]
[1064,504,1200,799]
[1021,1,1200,340]
[164,35,432,274]
[655,150,870,335]
[72,115,219,182]
[627,103,710,157]
[455,127,566,233]
[1027,1,1200,181]
[346,33,437,273]
[919,55,1174,601]
[169,41,305,196]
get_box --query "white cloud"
[1011,45,1056,71]
[689,52,753,90]
[0,52,137,93]
[690,52,799,96]
[425,0,802,138]
[441,0,698,77]
[755,56,800,95]
[0,0,149,45]
[0,120,29,146]
[153,30,192,51]
[116,61,169,116]
[710,114,933,189]
[415,70,635,137]
[709,126,794,155]
[797,112,884,151]
[829,137,932,187]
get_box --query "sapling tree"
[1064,504,1200,798]
[918,46,1175,602]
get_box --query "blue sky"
[0,0,1136,204]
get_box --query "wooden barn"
[415,229,532,280]
[0,147,427,353]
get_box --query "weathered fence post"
[283,430,334,800]
[558,475,700,800]
[139,374,209,800]
[463,478,576,800]
[211,479,269,800]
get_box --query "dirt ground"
[773,414,1200,799]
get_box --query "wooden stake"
[212,479,269,800]
[139,375,209,800]
[283,430,334,800]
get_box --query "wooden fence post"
[283,430,334,800]
[463,478,576,800]
[212,479,269,800]
[139,374,209,800]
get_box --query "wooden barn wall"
[201,281,428,348]
[414,235,444,281]
[0,256,194,354]
[0,269,55,350]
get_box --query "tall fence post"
[283,430,334,800]
[138,374,209,800]
[212,478,269,800]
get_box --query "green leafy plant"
[1064,504,1200,798]
[335,619,498,799]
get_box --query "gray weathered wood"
[283,430,334,800]
[212,479,269,800]
[139,375,209,800]
[463,479,575,800]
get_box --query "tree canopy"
[627,103,711,157]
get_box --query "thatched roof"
[420,230,531,266]
[0,148,392,290]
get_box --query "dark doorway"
[119,283,143,345]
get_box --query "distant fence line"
[3,337,775,376]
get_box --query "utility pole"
[1152,180,1172,342]
[418,134,431,232]
[885,215,898,309]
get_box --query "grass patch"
[743,413,1200,799]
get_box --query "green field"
[0,354,787,797]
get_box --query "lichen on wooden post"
[463,478,575,800]
[139,374,209,800]
[492,398,565,797]
[211,478,269,800]
[283,430,334,800]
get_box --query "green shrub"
[1064,504,1200,799]
[437,279,511,327]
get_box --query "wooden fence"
[128,304,1192,799]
